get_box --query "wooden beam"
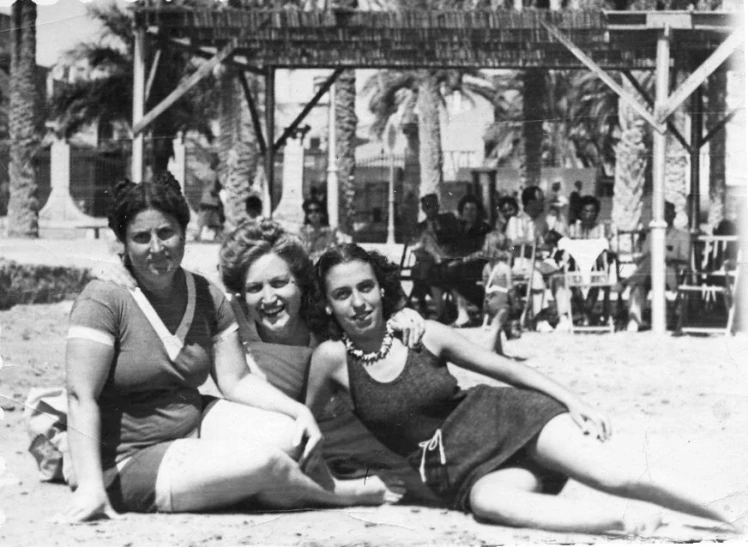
[265,67,276,211]
[274,68,343,151]
[659,31,743,123]
[542,22,663,133]
[237,70,266,156]
[144,48,161,103]
[621,70,691,153]
[157,34,264,75]
[700,108,738,148]
[134,38,239,135]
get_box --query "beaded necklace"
[342,324,394,366]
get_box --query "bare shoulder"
[312,339,347,367]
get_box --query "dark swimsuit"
[347,347,568,511]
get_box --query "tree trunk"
[664,71,690,229]
[612,74,649,232]
[335,69,357,234]
[522,69,544,187]
[416,71,443,201]
[217,67,258,231]
[706,62,727,229]
[7,0,39,238]
[401,110,420,240]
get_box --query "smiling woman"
[306,243,735,536]
[61,173,393,522]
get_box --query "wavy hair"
[107,171,191,242]
[219,219,316,322]
[310,243,405,340]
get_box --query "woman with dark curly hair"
[62,174,393,522]
[306,243,732,535]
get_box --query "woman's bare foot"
[332,474,403,506]
[623,511,663,537]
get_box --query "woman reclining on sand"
[305,243,734,536]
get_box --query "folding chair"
[508,241,539,330]
[398,243,421,306]
[676,235,740,336]
[558,237,617,333]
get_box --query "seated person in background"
[468,196,518,351]
[566,196,614,326]
[245,194,264,222]
[298,198,350,263]
[506,186,571,333]
[567,180,583,225]
[445,194,492,327]
[568,196,609,240]
[410,193,461,321]
[623,201,689,332]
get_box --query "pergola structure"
[130,6,743,335]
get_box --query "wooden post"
[265,67,276,213]
[651,28,670,335]
[327,82,339,229]
[132,25,146,183]
[387,151,396,245]
[689,85,703,233]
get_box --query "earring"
[380,289,385,297]
[325,306,332,316]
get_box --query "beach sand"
[1,300,747,546]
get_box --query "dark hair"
[219,219,316,323]
[107,171,191,242]
[579,195,601,216]
[520,186,543,208]
[302,198,328,226]
[420,193,439,206]
[245,195,263,216]
[310,243,405,340]
[497,196,518,212]
[457,194,483,217]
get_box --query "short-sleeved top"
[68,274,237,469]
[455,220,491,256]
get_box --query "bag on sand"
[24,387,73,483]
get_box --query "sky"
[1,0,106,67]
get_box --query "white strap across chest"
[130,270,197,361]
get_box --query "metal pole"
[651,28,670,335]
[326,82,339,229]
[265,67,275,214]
[689,85,703,234]
[132,25,146,183]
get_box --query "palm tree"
[216,65,260,231]
[7,0,40,238]
[706,69,727,229]
[335,68,358,234]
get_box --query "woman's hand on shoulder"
[91,259,136,290]
[54,483,122,524]
[567,399,612,442]
[388,307,426,349]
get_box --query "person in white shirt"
[624,201,689,332]
[505,186,571,332]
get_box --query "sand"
[1,297,747,546]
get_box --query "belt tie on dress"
[418,428,446,483]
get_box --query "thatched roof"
[133,8,740,70]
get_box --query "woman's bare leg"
[469,467,658,534]
[195,400,391,509]
[157,439,389,513]
[528,414,730,526]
